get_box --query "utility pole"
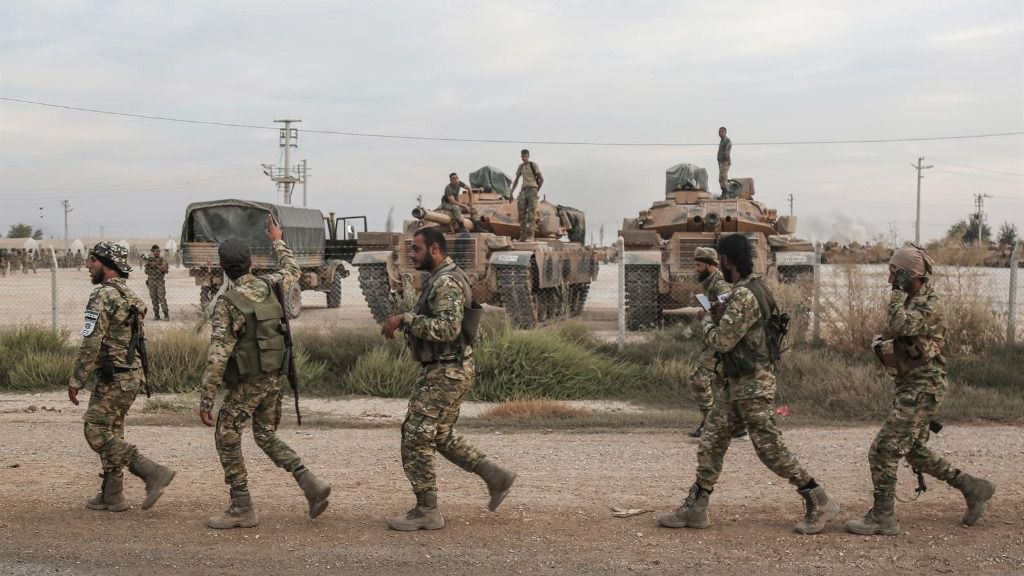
[973,193,993,247]
[911,156,934,244]
[787,193,794,218]
[263,119,304,205]
[62,200,73,254]
[301,159,308,207]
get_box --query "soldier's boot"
[474,457,517,512]
[85,471,128,512]
[688,412,708,438]
[657,483,711,529]
[207,489,258,529]
[794,484,840,535]
[845,495,900,536]
[731,426,748,439]
[153,310,160,320]
[162,308,169,321]
[293,467,331,519]
[948,471,996,526]
[128,456,176,510]
[387,491,445,531]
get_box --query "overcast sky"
[2,0,1022,246]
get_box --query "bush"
[481,399,590,420]
[6,352,74,391]
[145,328,207,393]
[0,326,74,390]
[346,347,418,397]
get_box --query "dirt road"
[1,398,1021,575]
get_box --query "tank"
[180,199,367,317]
[353,176,598,329]
[619,173,815,329]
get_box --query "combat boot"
[794,484,840,534]
[387,491,445,531]
[208,489,258,529]
[293,467,331,519]
[657,483,711,529]
[688,413,707,438]
[948,471,996,526]
[85,471,128,512]
[153,311,160,321]
[846,494,900,535]
[474,457,517,512]
[128,456,175,510]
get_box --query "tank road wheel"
[625,265,661,330]
[569,283,591,316]
[496,264,538,329]
[326,268,344,309]
[358,263,393,324]
[283,282,303,319]
[200,285,217,313]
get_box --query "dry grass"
[480,399,591,420]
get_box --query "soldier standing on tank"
[144,245,170,321]
[509,149,544,241]
[67,241,176,513]
[846,243,996,535]
[441,173,474,232]
[198,216,331,529]
[658,234,839,535]
[381,226,517,530]
[687,247,745,441]
[717,127,732,194]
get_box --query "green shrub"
[346,347,418,397]
[145,328,207,393]
[6,352,74,391]
[0,326,73,390]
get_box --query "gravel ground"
[1,394,1021,576]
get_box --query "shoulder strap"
[528,161,540,182]
[743,278,776,325]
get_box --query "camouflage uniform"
[441,182,469,231]
[869,283,956,497]
[717,136,732,192]
[144,254,169,319]
[70,277,148,474]
[199,240,305,491]
[400,257,486,493]
[696,274,812,490]
[690,268,731,416]
[515,161,542,241]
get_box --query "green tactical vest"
[720,277,773,379]
[222,281,286,381]
[409,262,473,364]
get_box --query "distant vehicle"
[619,168,814,329]
[180,199,371,317]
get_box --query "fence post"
[812,243,822,343]
[49,247,59,334]
[1009,241,1022,345]
[617,236,625,353]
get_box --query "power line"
[4,96,1024,147]
[931,158,1024,178]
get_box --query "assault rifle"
[125,304,151,398]
[272,280,301,425]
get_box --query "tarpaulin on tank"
[181,199,324,255]
[557,205,587,244]
[665,163,709,196]
[469,166,512,198]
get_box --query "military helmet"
[694,246,719,266]
[90,241,132,273]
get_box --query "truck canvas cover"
[181,199,324,256]
[469,166,512,198]
[665,163,710,196]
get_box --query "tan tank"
[353,187,598,329]
[619,176,815,329]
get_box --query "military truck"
[619,166,814,329]
[180,199,368,317]
[353,168,598,329]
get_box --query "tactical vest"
[222,280,286,381]
[720,277,773,378]
[409,262,474,364]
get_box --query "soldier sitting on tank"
[440,173,480,233]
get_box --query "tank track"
[495,264,537,329]
[357,263,393,324]
[569,283,590,316]
[624,265,661,330]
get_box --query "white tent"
[70,239,85,254]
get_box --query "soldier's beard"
[697,271,710,282]
[722,267,735,283]
[414,255,435,271]
[90,268,104,284]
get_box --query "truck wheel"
[625,265,660,330]
[283,282,302,319]
[326,268,343,309]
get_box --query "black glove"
[892,269,915,292]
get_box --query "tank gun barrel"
[411,207,476,231]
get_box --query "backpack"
[744,277,791,364]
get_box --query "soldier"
[198,216,330,529]
[717,127,732,194]
[67,242,176,512]
[687,247,746,440]
[658,234,839,535]
[382,226,516,530]
[144,245,170,321]
[74,249,84,271]
[0,250,7,277]
[441,173,474,232]
[509,149,544,241]
[847,244,995,535]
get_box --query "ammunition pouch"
[98,358,116,382]
[872,335,932,376]
[720,339,760,379]
[462,302,483,345]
